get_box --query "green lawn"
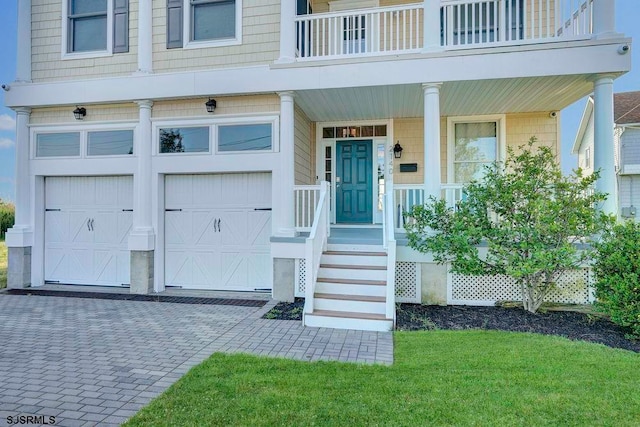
[0,239,7,289]
[125,331,640,427]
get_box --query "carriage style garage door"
[44,176,133,286]
[164,173,272,291]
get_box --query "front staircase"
[304,243,394,331]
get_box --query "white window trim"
[152,115,279,156]
[447,114,506,184]
[183,0,243,50]
[584,146,591,169]
[31,122,137,160]
[61,0,114,60]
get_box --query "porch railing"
[294,0,594,61]
[294,185,320,231]
[441,183,465,209]
[303,181,330,320]
[393,185,425,232]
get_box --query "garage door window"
[159,127,209,153]
[88,130,134,156]
[218,123,272,152]
[36,132,81,157]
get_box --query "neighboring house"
[574,91,640,221]
[3,0,632,331]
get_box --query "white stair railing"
[383,191,397,325]
[303,181,330,320]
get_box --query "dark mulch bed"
[264,300,640,353]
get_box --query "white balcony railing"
[393,185,425,232]
[293,0,594,60]
[441,183,465,209]
[295,3,424,60]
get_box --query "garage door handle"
[254,208,272,211]
[122,209,133,212]
[87,218,91,231]
[165,209,182,212]
[217,218,221,232]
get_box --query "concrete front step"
[314,295,386,314]
[318,265,386,281]
[304,310,393,331]
[315,280,386,297]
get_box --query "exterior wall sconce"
[393,141,403,159]
[73,106,86,120]
[205,98,217,113]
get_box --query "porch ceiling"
[295,75,599,122]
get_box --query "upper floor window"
[167,0,242,49]
[63,0,129,57]
[585,147,591,169]
[448,116,505,183]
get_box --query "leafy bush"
[0,199,15,239]
[405,138,613,313]
[593,221,640,338]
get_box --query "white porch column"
[593,74,617,215]
[129,100,155,249]
[593,0,617,39]
[277,0,296,63]
[423,0,442,52]
[129,100,155,294]
[15,0,31,82]
[423,83,442,201]
[7,108,32,243]
[6,108,32,288]
[277,91,297,237]
[137,0,153,73]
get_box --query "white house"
[574,90,640,221]
[3,0,632,331]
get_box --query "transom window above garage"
[34,128,134,158]
[156,118,277,155]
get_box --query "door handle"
[87,218,91,231]
[217,219,221,232]
[90,218,94,231]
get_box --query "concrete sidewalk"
[0,293,393,427]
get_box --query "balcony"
[292,0,595,61]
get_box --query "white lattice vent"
[295,259,306,297]
[395,262,420,303]
[450,268,592,304]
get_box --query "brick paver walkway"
[0,294,393,426]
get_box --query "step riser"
[315,282,386,297]
[321,254,387,267]
[318,268,386,281]
[327,244,385,252]
[304,314,393,332]
[314,298,386,314]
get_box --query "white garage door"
[45,176,133,286]
[165,173,272,291]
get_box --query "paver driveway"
[0,294,393,426]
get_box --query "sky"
[0,1,638,202]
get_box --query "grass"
[0,239,7,289]
[125,331,640,427]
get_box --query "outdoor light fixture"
[393,141,403,159]
[73,106,86,120]
[205,98,217,113]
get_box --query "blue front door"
[336,140,373,223]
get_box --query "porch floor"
[328,227,383,245]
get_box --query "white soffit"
[295,75,595,121]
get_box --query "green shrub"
[0,200,15,239]
[593,221,640,338]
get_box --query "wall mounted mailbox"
[399,163,418,172]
